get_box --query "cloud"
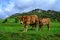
[50,0,60,11]
[4,3,14,12]
[36,0,57,10]
[0,0,60,19]
[0,9,2,12]
[0,0,15,18]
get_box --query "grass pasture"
[0,22,60,40]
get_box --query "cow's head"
[20,16,25,24]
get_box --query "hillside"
[8,9,45,18]
[9,9,60,21]
[2,9,60,23]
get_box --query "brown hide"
[20,15,39,32]
[39,18,50,30]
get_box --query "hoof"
[22,31,27,32]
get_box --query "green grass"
[0,22,60,40]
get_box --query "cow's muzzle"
[20,22,23,24]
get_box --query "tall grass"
[0,22,60,40]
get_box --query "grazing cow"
[20,15,39,32]
[39,17,50,30]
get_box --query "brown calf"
[39,18,50,30]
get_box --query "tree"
[14,17,19,23]
[2,19,8,23]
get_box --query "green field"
[0,22,60,40]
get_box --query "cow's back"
[24,15,38,24]
[39,18,50,25]
[30,15,38,23]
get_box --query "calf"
[39,18,50,30]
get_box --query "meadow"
[0,22,60,40]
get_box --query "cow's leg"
[23,24,28,32]
[39,24,43,30]
[30,24,37,30]
[39,25,41,29]
[31,25,35,30]
[35,24,38,31]
[47,24,50,30]
[30,24,34,30]
[34,21,39,31]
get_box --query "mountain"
[4,9,60,22]
[9,9,46,18]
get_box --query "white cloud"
[0,0,60,19]
[0,9,2,12]
[35,0,57,10]
[15,0,33,6]
[4,2,14,12]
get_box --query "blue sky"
[0,0,60,19]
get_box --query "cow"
[39,17,50,30]
[20,15,39,32]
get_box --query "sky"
[0,0,60,19]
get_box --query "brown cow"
[20,15,39,32]
[39,17,50,30]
